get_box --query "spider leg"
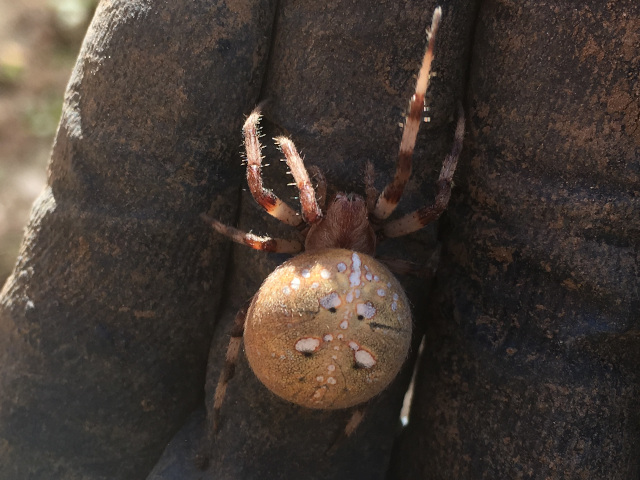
[201,213,303,253]
[365,162,378,214]
[244,110,304,227]
[344,407,366,437]
[275,136,323,225]
[373,7,442,221]
[211,303,249,433]
[307,165,327,212]
[326,407,367,455]
[377,245,441,278]
[382,107,464,239]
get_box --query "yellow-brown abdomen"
[244,248,412,409]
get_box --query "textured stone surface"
[390,1,640,478]
[10,0,635,478]
[0,0,276,478]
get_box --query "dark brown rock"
[0,0,277,478]
[390,1,640,479]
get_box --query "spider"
[201,6,464,440]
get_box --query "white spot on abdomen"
[295,337,320,354]
[340,320,349,330]
[301,269,311,278]
[291,277,301,290]
[349,253,361,287]
[320,269,331,279]
[337,262,347,272]
[313,387,327,400]
[356,302,376,319]
[355,349,376,369]
[319,292,342,309]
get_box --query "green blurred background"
[0,0,97,285]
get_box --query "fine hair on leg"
[373,7,442,221]
[243,110,304,227]
[382,106,465,239]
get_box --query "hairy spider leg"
[377,246,441,278]
[326,407,367,455]
[373,7,442,221]
[364,162,378,213]
[275,136,323,225]
[382,107,465,238]
[211,304,249,433]
[244,110,304,227]
[307,165,327,211]
[201,213,303,253]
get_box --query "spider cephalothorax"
[304,193,376,254]
[202,6,464,436]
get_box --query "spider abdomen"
[244,248,412,409]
